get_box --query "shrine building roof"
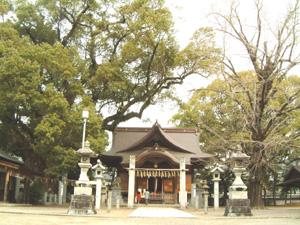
[101,122,213,165]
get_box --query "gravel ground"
[0,205,299,225]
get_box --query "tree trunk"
[248,179,264,207]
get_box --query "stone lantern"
[68,140,97,215]
[211,165,224,209]
[92,159,106,210]
[224,149,252,216]
[202,180,209,214]
[76,141,97,185]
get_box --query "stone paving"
[129,207,196,218]
[0,204,299,225]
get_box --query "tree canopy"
[11,0,221,130]
[173,73,300,206]
[0,0,221,176]
[0,23,107,175]
[174,0,300,207]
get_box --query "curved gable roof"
[116,122,194,153]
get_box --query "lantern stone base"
[67,194,96,215]
[224,199,252,216]
[229,190,248,199]
[74,186,93,195]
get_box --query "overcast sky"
[119,0,298,128]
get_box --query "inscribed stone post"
[128,155,136,208]
[179,158,187,208]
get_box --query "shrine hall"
[101,122,213,207]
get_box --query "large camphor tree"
[0,0,221,176]
[174,0,300,207]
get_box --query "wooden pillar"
[3,171,10,202]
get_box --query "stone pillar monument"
[128,155,135,208]
[179,158,187,208]
[3,171,10,202]
[43,192,48,204]
[211,165,224,209]
[14,176,22,203]
[62,175,67,204]
[191,183,197,208]
[92,159,105,210]
[68,141,97,215]
[58,175,67,205]
[224,150,252,216]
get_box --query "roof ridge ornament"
[153,121,161,128]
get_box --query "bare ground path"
[0,204,299,225]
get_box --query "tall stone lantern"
[211,165,224,209]
[224,150,252,216]
[92,159,106,210]
[75,140,97,194]
[68,140,97,215]
[68,108,97,215]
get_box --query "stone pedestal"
[229,190,248,199]
[68,195,96,215]
[74,185,93,195]
[224,199,252,216]
[111,186,123,207]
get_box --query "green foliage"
[0,23,107,176]
[0,0,11,18]
[29,179,45,204]
[173,77,243,154]
[0,0,221,177]
[173,73,300,188]
[9,0,221,131]
[174,73,300,152]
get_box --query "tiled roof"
[0,150,24,165]
[103,122,213,163]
